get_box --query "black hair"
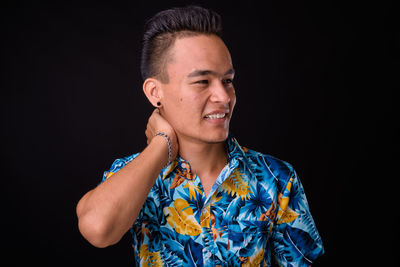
[140,5,223,82]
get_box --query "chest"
[159,166,279,223]
[135,166,280,266]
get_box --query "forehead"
[168,34,233,78]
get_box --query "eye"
[223,78,233,84]
[195,80,209,85]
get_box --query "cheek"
[183,94,204,111]
[230,89,237,109]
[164,89,205,121]
[168,96,200,119]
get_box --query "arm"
[76,109,177,248]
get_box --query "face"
[160,34,236,145]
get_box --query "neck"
[178,136,228,177]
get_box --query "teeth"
[205,113,226,119]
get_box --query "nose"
[209,81,231,104]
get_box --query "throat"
[196,162,228,197]
[198,174,217,197]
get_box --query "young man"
[77,5,324,266]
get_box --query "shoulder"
[241,147,295,192]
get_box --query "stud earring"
[156,101,161,107]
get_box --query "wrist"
[150,135,170,168]
[154,132,173,168]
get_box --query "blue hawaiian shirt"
[101,135,324,266]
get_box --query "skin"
[145,34,236,193]
[76,33,236,248]
[156,34,235,145]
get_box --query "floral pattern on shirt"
[101,135,324,266]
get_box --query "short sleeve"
[100,153,164,253]
[100,153,140,183]
[271,167,324,266]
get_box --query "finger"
[154,108,164,119]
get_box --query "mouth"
[204,113,227,119]
[203,110,230,125]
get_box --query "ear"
[143,78,163,107]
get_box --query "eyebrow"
[187,68,235,78]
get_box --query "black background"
[2,0,396,266]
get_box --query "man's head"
[142,6,236,144]
[141,5,223,82]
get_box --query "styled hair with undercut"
[140,5,223,83]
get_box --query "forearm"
[76,136,168,247]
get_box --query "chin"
[202,130,229,144]
[178,126,229,144]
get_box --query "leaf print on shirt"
[276,177,299,224]
[164,198,202,236]
[259,201,277,222]
[200,206,210,228]
[104,136,324,266]
[240,182,273,220]
[220,168,252,200]
[139,245,163,267]
[183,182,202,201]
[162,160,178,179]
[276,207,299,224]
[170,173,185,189]
[241,248,265,267]
[103,171,114,180]
[169,167,195,189]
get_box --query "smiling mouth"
[204,113,227,119]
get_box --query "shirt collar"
[226,133,247,164]
[161,133,247,179]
